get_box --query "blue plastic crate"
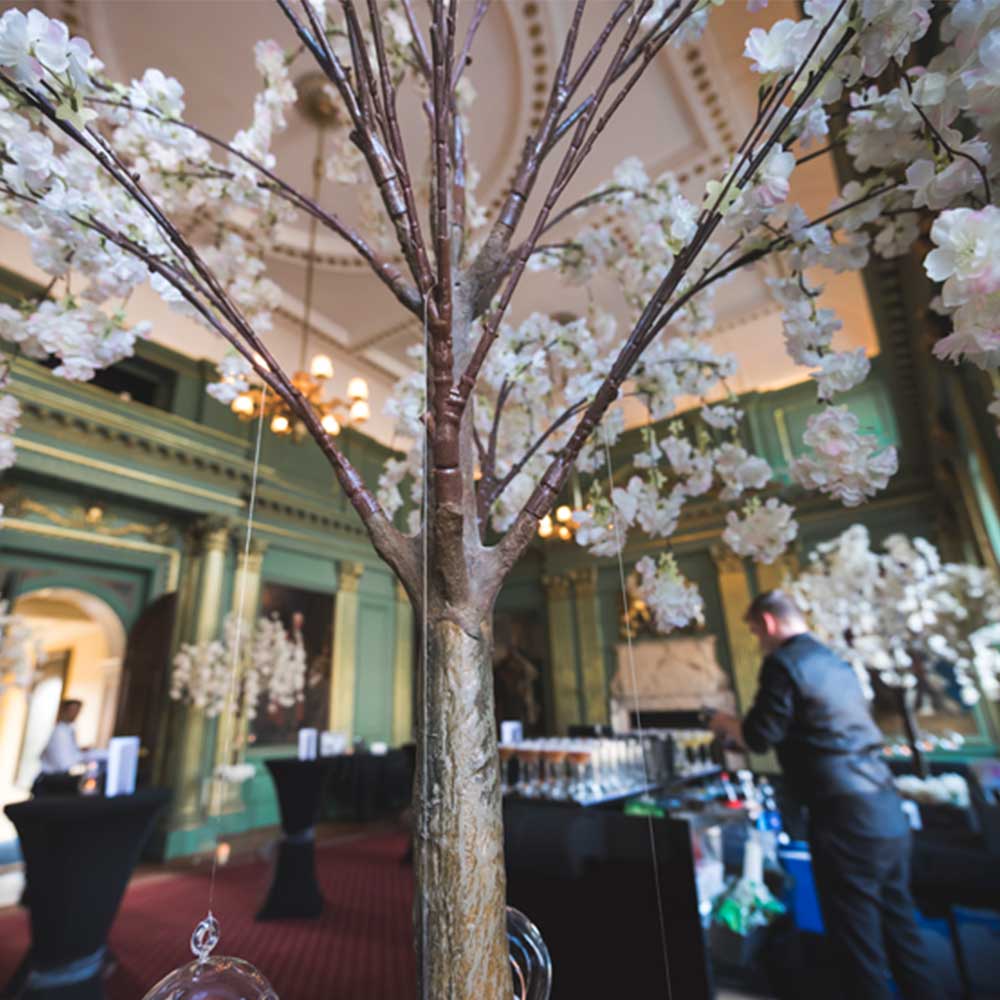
[779,841,825,934]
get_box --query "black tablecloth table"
[324,748,413,822]
[3,788,170,1000]
[256,758,330,921]
[503,797,714,999]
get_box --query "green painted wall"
[0,338,412,857]
[353,598,395,744]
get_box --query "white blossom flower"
[634,554,704,632]
[723,498,798,564]
[857,0,933,77]
[811,348,871,400]
[701,404,743,430]
[791,407,897,506]
[0,393,19,435]
[0,600,38,693]
[714,443,771,501]
[171,613,307,721]
[573,500,627,558]
[925,206,1000,307]
[744,19,816,76]
[790,526,1000,702]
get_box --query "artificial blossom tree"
[0,598,35,694]
[170,613,309,722]
[1,1,1000,996]
[789,524,1000,774]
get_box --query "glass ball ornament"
[142,914,279,1000]
[507,906,552,1000]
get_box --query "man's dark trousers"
[809,816,937,1000]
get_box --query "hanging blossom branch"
[501,11,857,553]
[0,58,418,589]
[84,94,421,312]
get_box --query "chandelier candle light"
[230,354,369,439]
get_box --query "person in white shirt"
[38,698,84,774]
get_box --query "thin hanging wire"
[299,127,326,373]
[205,386,268,916]
[418,290,432,1000]
[601,422,674,1000]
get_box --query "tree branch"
[1,70,419,591]
[452,0,490,91]
[364,0,435,294]
[494,11,859,570]
[278,0,432,295]
[400,0,433,79]
[466,0,602,307]
[86,93,422,313]
[458,0,697,414]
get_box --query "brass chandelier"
[537,505,578,542]
[537,474,585,541]
[230,358,370,439]
[231,73,369,441]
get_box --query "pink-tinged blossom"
[924,206,1000,307]
[791,408,898,506]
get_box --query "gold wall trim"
[1,516,181,591]
[14,365,249,460]
[254,520,361,546]
[15,439,244,508]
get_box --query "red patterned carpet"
[0,833,418,1000]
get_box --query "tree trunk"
[414,609,510,1000]
[895,686,928,779]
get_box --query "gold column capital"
[236,538,268,574]
[710,544,745,576]
[755,549,800,594]
[338,561,365,593]
[190,516,233,555]
[568,566,599,597]
[541,573,572,599]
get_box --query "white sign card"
[500,721,523,744]
[320,731,347,756]
[298,728,319,760]
[105,736,140,797]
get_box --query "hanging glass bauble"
[507,906,552,1000]
[142,914,278,1000]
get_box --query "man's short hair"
[745,589,804,625]
[59,698,82,712]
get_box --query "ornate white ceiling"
[2,1,879,445]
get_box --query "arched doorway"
[0,589,126,843]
